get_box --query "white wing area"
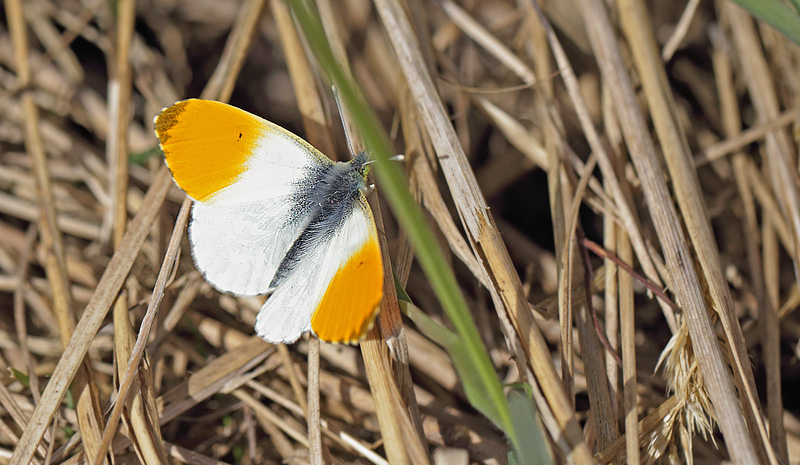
[208,126,331,206]
[189,200,307,295]
[254,198,374,344]
[183,112,335,296]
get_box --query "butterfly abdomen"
[271,159,367,287]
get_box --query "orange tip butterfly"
[154,99,383,344]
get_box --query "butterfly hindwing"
[255,196,383,344]
[189,201,308,295]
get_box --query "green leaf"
[508,389,552,465]
[393,272,413,304]
[727,0,800,46]
[232,444,244,463]
[10,367,30,387]
[406,304,549,461]
[403,301,505,435]
[401,300,456,348]
[131,146,163,166]
[65,388,75,410]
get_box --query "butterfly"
[154,99,383,344]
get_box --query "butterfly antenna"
[363,154,404,166]
[332,85,405,166]
[331,85,359,160]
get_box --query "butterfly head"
[351,152,371,178]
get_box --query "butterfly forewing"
[155,99,331,295]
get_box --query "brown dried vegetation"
[0,0,798,464]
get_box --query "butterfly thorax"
[270,154,369,288]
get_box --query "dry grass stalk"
[9,166,172,465]
[5,0,104,462]
[577,0,760,462]
[721,5,794,463]
[713,22,790,464]
[564,154,620,449]
[618,229,639,464]
[529,0,681,337]
[661,0,702,62]
[105,0,167,462]
[617,0,776,463]
[696,107,798,166]
[374,0,596,462]
[3,1,799,463]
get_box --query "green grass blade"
[405,301,549,462]
[287,0,518,449]
[508,389,553,465]
[727,0,800,46]
[131,146,162,166]
[401,300,457,349]
[393,272,413,304]
[10,367,30,387]
[403,300,507,438]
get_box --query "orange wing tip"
[154,99,264,203]
[310,237,384,344]
[154,99,191,145]
[319,303,382,345]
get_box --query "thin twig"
[582,238,681,312]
